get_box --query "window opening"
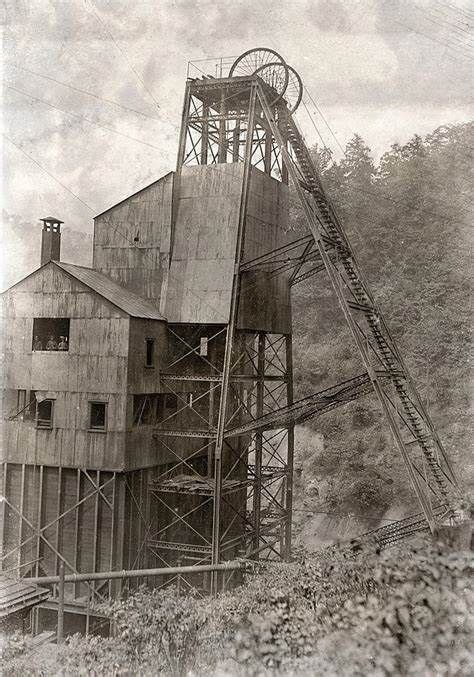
[36,399,54,429]
[16,389,27,413]
[199,336,208,357]
[133,395,154,425]
[89,402,107,431]
[32,318,70,351]
[145,338,155,367]
[164,393,178,410]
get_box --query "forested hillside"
[291,121,473,543]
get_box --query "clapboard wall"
[166,164,291,333]
[93,173,174,316]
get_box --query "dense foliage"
[290,122,473,537]
[2,539,472,675]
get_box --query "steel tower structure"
[153,48,459,591]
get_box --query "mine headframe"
[151,48,459,592]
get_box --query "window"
[164,393,178,410]
[16,389,27,413]
[32,318,70,351]
[36,399,54,429]
[145,338,155,367]
[199,337,208,357]
[89,402,107,431]
[133,395,154,425]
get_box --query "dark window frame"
[88,401,108,432]
[199,336,208,357]
[32,318,70,352]
[36,399,54,429]
[145,338,155,368]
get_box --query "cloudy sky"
[2,0,473,285]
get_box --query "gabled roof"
[0,575,51,618]
[55,262,166,320]
[94,171,174,219]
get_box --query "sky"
[2,0,473,286]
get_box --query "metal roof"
[55,262,166,321]
[0,576,51,618]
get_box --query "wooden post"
[218,90,227,163]
[57,560,65,644]
[1,463,8,571]
[18,464,26,571]
[284,334,294,560]
[252,332,265,556]
[85,586,91,636]
[73,469,81,599]
[201,103,209,165]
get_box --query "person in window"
[58,336,68,350]
[46,335,58,350]
[33,335,43,351]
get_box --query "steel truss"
[150,327,295,592]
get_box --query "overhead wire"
[428,4,474,35]
[412,6,474,49]
[392,18,474,62]
[5,84,162,151]
[5,62,161,121]
[436,0,474,21]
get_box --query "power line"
[83,0,162,112]
[412,6,474,49]
[4,135,94,211]
[436,0,474,22]
[303,87,345,155]
[429,4,474,35]
[6,62,161,120]
[5,84,162,151]
[393,18,474,62]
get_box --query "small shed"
[0,576,51,634]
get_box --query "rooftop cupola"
[40,216,63,265]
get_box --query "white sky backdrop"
[2,0,473,286]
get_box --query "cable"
[83,0,162,112]
[292,508,399,523]
[303,87,345,155]
[393,18,474,62]
[5,84,162,151]
[412,7,474,50]
[5,62,161,120]
[428,4,474,35]
[4,135,94,211]
[436,0,474,21]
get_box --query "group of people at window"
[33,335,68,351]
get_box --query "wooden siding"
[166,164,242,324]
[127,318,167,394]
[0,464,158,599]
[1,264,130,471]
[166,164,291,332]
[93,173,174,315]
